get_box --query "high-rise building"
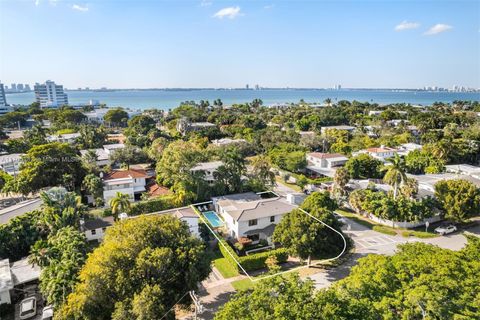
[24,84,31,91]
[17,84,24,91]
[10,83,17,92]
[246,84,249,90]
[0,82,10,114]
[34,80,69,108]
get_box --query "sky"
[0,0,479,89]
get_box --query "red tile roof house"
[101,169,151,204]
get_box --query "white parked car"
[19,297,37,320]
[434,225,457,235]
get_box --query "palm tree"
[333,167,350,203]
[384,154,407,200]
[324,98,332,106]
[109,192,131,221]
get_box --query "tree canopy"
[56,215,211,320]
[215,237,480,320]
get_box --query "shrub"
[128,195,176,216]
[218,237,289,272]
[239,248,289,271]
[373,225,397,236]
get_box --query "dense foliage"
[215,236,480,319]
[349,189,436,222]
[435,179,480,222]
[56,215,211,320]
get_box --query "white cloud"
[35,0,40,6]
[72,4,89,12]
[394,21,420,31]
[264,4,274,9]
[424,24,453,35]
[200,0,212,7]
[213,6,241,19]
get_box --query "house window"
[248,219,258,226]
[91,229,96,235]
[247,234,259,241]
[270,216,275,223]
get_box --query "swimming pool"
[203,211,223,228]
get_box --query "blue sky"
[0,0,479,89]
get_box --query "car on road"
[19,296,37,319]
[434,224,457,235]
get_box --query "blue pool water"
[203,211,223,228]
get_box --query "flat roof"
[10,258,40,286]
[191,161,223,172]
[0,259,13,291]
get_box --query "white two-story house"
[305,152,349,178]
[102,169,149,204]
[212,192,297,244]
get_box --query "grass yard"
[213,257,239,278]
[372,225,398,236]
[336,209,376,229]
[211,250,239,278]
[402,230,438,239]
[231,278,254,291]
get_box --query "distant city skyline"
[1,1,479,89]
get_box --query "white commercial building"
[34,80,68,108]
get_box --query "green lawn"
[336,209,376,229]
[372,225,397,236]
[213,257,239,278]
[402,230,438,239]
[231,278,254,291]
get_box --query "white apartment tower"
[0,82,9,115]
[34,80,69,108]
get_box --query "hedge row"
[128,195,177,216]
[218,237,289,272]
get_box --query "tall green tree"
[10,143,85,194]
[383,153,407,199]
[31,227,88,307]
[344,154,383,179]
[435,179,480,222]
[56,215,211,320]
[214,147,246,194]
[273,192,344,266]
[109,192,131,221]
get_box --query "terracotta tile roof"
[308,152,346,159]
[103,169,148,180]
[147,183,171,197]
